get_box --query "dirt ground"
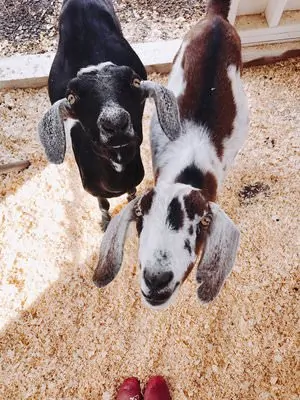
[0,0,207,56]
[0,59,299,399]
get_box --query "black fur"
[175,164,205,190]
[48,0,147,205]
[166,197,184,231]
[184,239,192,255]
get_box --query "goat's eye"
[67,93,77,105]
[200,215,212,227]
[132,78,141,88]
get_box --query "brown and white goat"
[93,0,249,309]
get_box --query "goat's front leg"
[127,187,137,202]
[98,197,111,231]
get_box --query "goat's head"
[93,183,239,309]
[39,62,149,167]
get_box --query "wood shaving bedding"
[0,62,299,399]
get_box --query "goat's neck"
[154,121,224,202]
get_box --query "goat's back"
[49,0,146,103]
[169,15,242,158]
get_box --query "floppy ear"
[196,203,240,303]
[38,98,72,164]
[93,197,139,288]
[140,80,181,141]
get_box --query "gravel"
[0,0,207,56]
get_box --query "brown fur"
[182,262,195,283]
[184,190,207,220]
[207,0,231,19]
[140,189,155,215]
[202,171,218,202]
[136,189,155,236]
[195,229,207,260]
[178,15,241,158]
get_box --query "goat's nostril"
[117,119,128,132]
[118,113,129,131]
[100,118,114,132]
[160,271,174,287]
[144,270,174,291]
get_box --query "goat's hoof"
[101,214,111,232]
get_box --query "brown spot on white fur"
[176,166,218,202]
[184,190,207,220]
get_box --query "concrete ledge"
[0,39,300,91]
[0,41,182,90]
[0,53,55,90]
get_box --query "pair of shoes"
[116,376,171,400]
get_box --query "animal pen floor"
[0,60,299,399]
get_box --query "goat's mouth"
[141,283,179,308]
[142,291,171,307]
[91,138,138,165]
[105,132,141,148]
[109,143,132,149]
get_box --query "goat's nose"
[99,108,129,133]
[144,269,174,291]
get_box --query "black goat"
[38,0,147,229]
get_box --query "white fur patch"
[222,64,249,173]
[167,41,187,98]
[153,120,223,187]
[78,62,114,76]
[63,118,79,154]
[110,161,124,172]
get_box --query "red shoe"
[116,377,143,400]
[144,376,171,400]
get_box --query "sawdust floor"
[0,60,299,399]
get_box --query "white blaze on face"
[77,61,115,76]
[63,118,79,153]
[138,182,207,303]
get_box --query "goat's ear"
[93,197,138,288]
[140,80,181,141]
[196,203,240,303]
[38,98,72,164]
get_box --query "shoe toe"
[116,377,143,400]
[144,376,171,400]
